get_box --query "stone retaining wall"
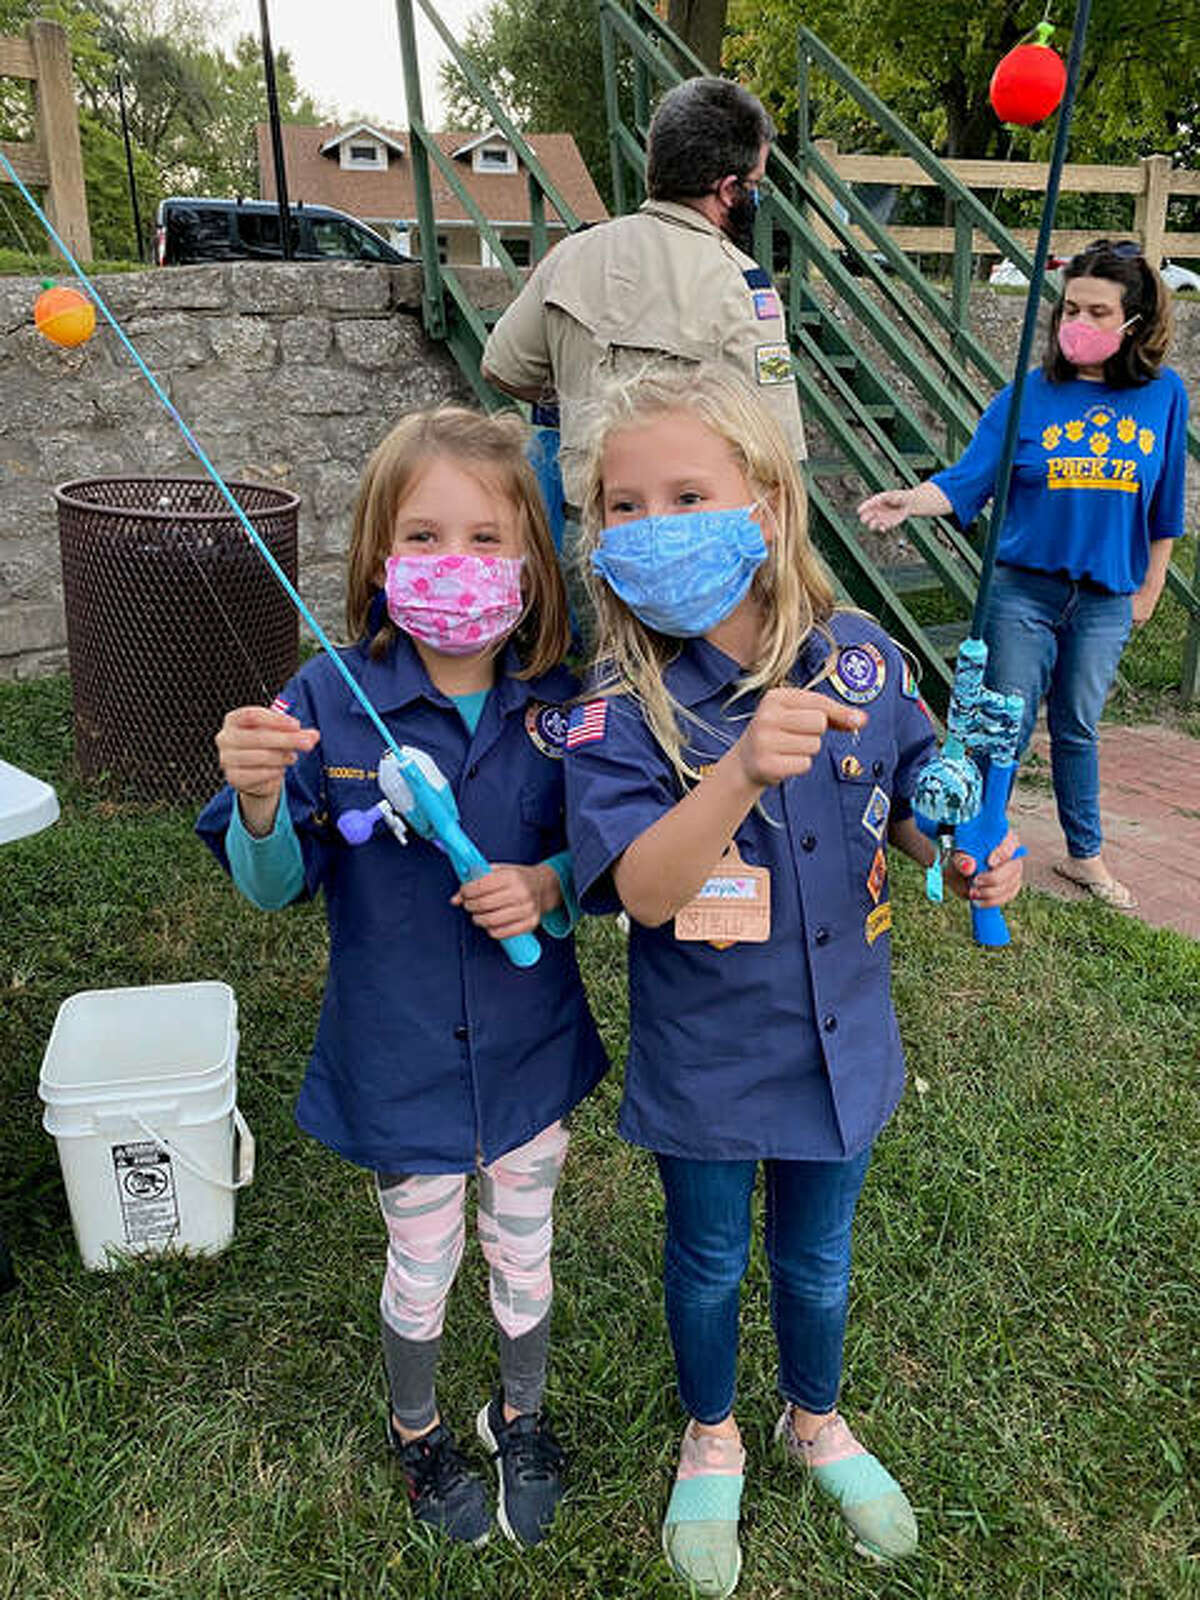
[0,261,480,678]
[0,261,1195,680]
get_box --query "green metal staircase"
[394,0,1200,712]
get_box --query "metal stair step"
[877,562,943,594]
[926,619,970,658]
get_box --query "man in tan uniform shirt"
[481,77,806,511]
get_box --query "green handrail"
[796,22,1200,695]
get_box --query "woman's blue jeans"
[655,1148,872,1424]
[984,564,1132,860]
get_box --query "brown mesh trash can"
[55,477,300,801]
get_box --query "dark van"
[155,197,408,266]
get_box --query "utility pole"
[257,0,292,259]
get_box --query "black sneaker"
[476,1391,566,1546]
[389,1417,491,1545]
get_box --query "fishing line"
[0,146,404,763]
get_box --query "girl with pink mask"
[197,408,606,1551]
[859,241,1188,909]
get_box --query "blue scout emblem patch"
[566,699,608,749]
[866,846,887,904]
[525,701,568,759]
[860,784,890,840]
[831,642,886,704]
[752,288,781,320]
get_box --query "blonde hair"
[577,363,836,784]
[345,406,569,676]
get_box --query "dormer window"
[473,142,516,175]
[345,140,386,170]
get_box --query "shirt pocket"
[518,778,565,859]
[827,735,897,905]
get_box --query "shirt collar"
[347,610,534,722]
[639,198,724,239]
[662,629,833,709]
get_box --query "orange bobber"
[34,281,96,347]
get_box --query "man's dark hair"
[645,76,775,201]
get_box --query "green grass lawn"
[2,675,1197,1599]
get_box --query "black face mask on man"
[723,181,760,257]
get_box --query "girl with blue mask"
[566,366,1024,1596]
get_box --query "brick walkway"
[1010,723,1200,940]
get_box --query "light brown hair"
[577,363,836,784]
[345,406,569,676]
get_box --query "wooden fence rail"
[0,19,90,260]
[811,142,1199,267]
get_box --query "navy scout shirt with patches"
[564,615,935,1163]
[197,634,607,1175]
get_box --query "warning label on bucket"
[112,1142,180,1245]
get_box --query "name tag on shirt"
[675,844,771,946]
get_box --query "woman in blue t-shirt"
[859,241,1188,910]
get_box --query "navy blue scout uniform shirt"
[564,615,935,1162]
[197,634,607,1174]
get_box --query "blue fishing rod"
[912,0,1094,947]
[0,147,540,968]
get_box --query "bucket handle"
[130,1108,255,1193]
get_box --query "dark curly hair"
[645,76,774,202]
[1043,239,1173,388]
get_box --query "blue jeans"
[655,1148,872,1424]
[984,564,1132,859]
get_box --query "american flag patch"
[270,694,292,716]
[566,699,607,749]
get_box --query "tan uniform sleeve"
[481,260,555,400]
[719,257,808,462]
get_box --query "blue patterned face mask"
[591,506,768,637]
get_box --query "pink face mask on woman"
[384,552,525,655]
[1057,315,1136,368]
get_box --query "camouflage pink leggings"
[377,1119,569,1345]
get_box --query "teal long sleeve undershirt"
[224,688,579,932]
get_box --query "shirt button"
[467,764,479,780]
[453,1024,468,1041]
[873,759,885,777]
[801,832,817,852]
[814,926,830,946]
[823,1014,838,1033]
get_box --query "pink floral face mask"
[384,552,525,656]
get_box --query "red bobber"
[989,22,1067,127]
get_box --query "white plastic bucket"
[38,981,254,1270]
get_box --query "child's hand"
[734,688,866,788]
[946,828,1024,906]
[453,862,561,941]
[216,705,320,834]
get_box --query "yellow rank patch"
[865,902,892,945]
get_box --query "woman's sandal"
[1052,863,1138,910]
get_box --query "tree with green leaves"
[724,0,1200,167]
[1,0,320,261]
[438,0,616,208]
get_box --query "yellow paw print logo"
[1042,424,1062,450]
[1090,432,1110,456]
[1092,410,1111,427]
[1065,419,1085,443]
[1138,427,1155,454]
[1117,416,1136,444]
